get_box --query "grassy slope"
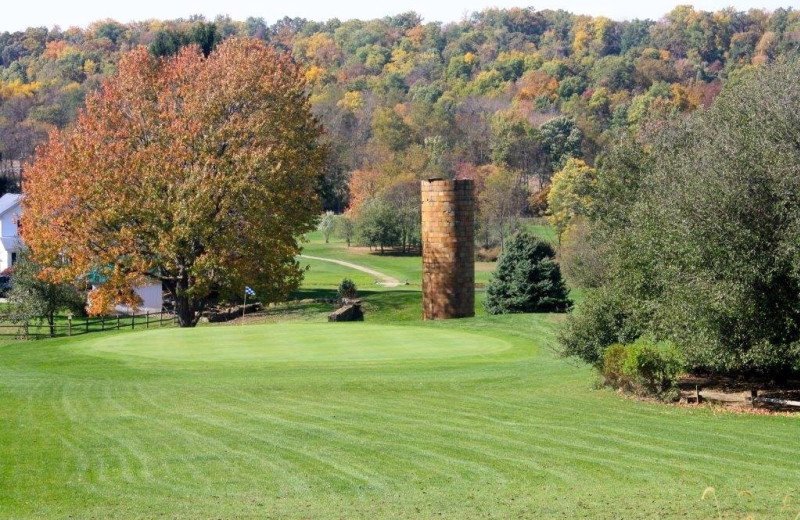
[0,235,798,519]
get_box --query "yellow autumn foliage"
[0,80,40,100]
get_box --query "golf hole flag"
[245,286,256,297]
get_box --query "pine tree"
[484,231,571,314]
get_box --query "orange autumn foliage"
[347,169,385,216]
[22,38,326,326]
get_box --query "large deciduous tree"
[477,166,528,251]
[561,60,800,379]
[547,158,597,245]
[22,38,327,327]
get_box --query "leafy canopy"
[8,247,86,337]
[561,59,800,378]
[22,38,326,326]
[547,158,597,244]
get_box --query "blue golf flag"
[245,286,255,297]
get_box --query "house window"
[11,252,16,265]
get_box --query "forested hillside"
[2,7,800,247]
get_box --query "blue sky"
[2,0,798,32]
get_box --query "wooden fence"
[0,311,177,340]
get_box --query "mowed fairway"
[1,312,799,519]
[1,232,799,519]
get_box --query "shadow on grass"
[289,288,338,301]
[364,248,422,258]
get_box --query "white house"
[3,192,162,313]
[0,193,22,272]
[112,280,164,314]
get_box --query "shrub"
[601,344,628,389]
[559,286,642,364]
[565,60,800,380]
[622,341,683,398]
[600,339,683,400]
[484,231,571,314]
[337,278,358,300]
[475,246,501,262]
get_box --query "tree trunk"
[47,313,55,337]
[174,294,199,327]
[166,274,204,327]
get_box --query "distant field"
[523,218,558,244]
[297,256,377,290]
[300,230,495,288]
[299,222,571,300]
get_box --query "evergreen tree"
[484,231,571,314]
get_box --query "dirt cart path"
[299,254,403,287]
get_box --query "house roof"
[0,193,21,217]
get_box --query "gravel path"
[299,254,403,287]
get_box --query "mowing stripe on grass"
[1,315,798,519]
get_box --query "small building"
[0,193,22,271]
[5,192,163,314]
[87,269,163,315]
[113,279,164,314]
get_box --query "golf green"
[77,323,512,363]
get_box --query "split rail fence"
[0,311,177,340]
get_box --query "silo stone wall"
[421,179,475,320]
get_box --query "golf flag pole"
[243,286,255,323]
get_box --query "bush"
[559,287,642,364]
[600,339,683,400]
[337,278,358,300]
[566,61,800,380]
[601,344,628,389]
[623,341,682,398]
[484,231,571,314]
[475,246,501,262]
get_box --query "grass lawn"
[523,217,558,245]
[2,313,798,519]
[296,257,377,290]
[1,233,798,519]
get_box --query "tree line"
[2,7,800,251]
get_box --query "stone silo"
[420,179,475,320]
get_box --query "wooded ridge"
[1,7,799,210]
